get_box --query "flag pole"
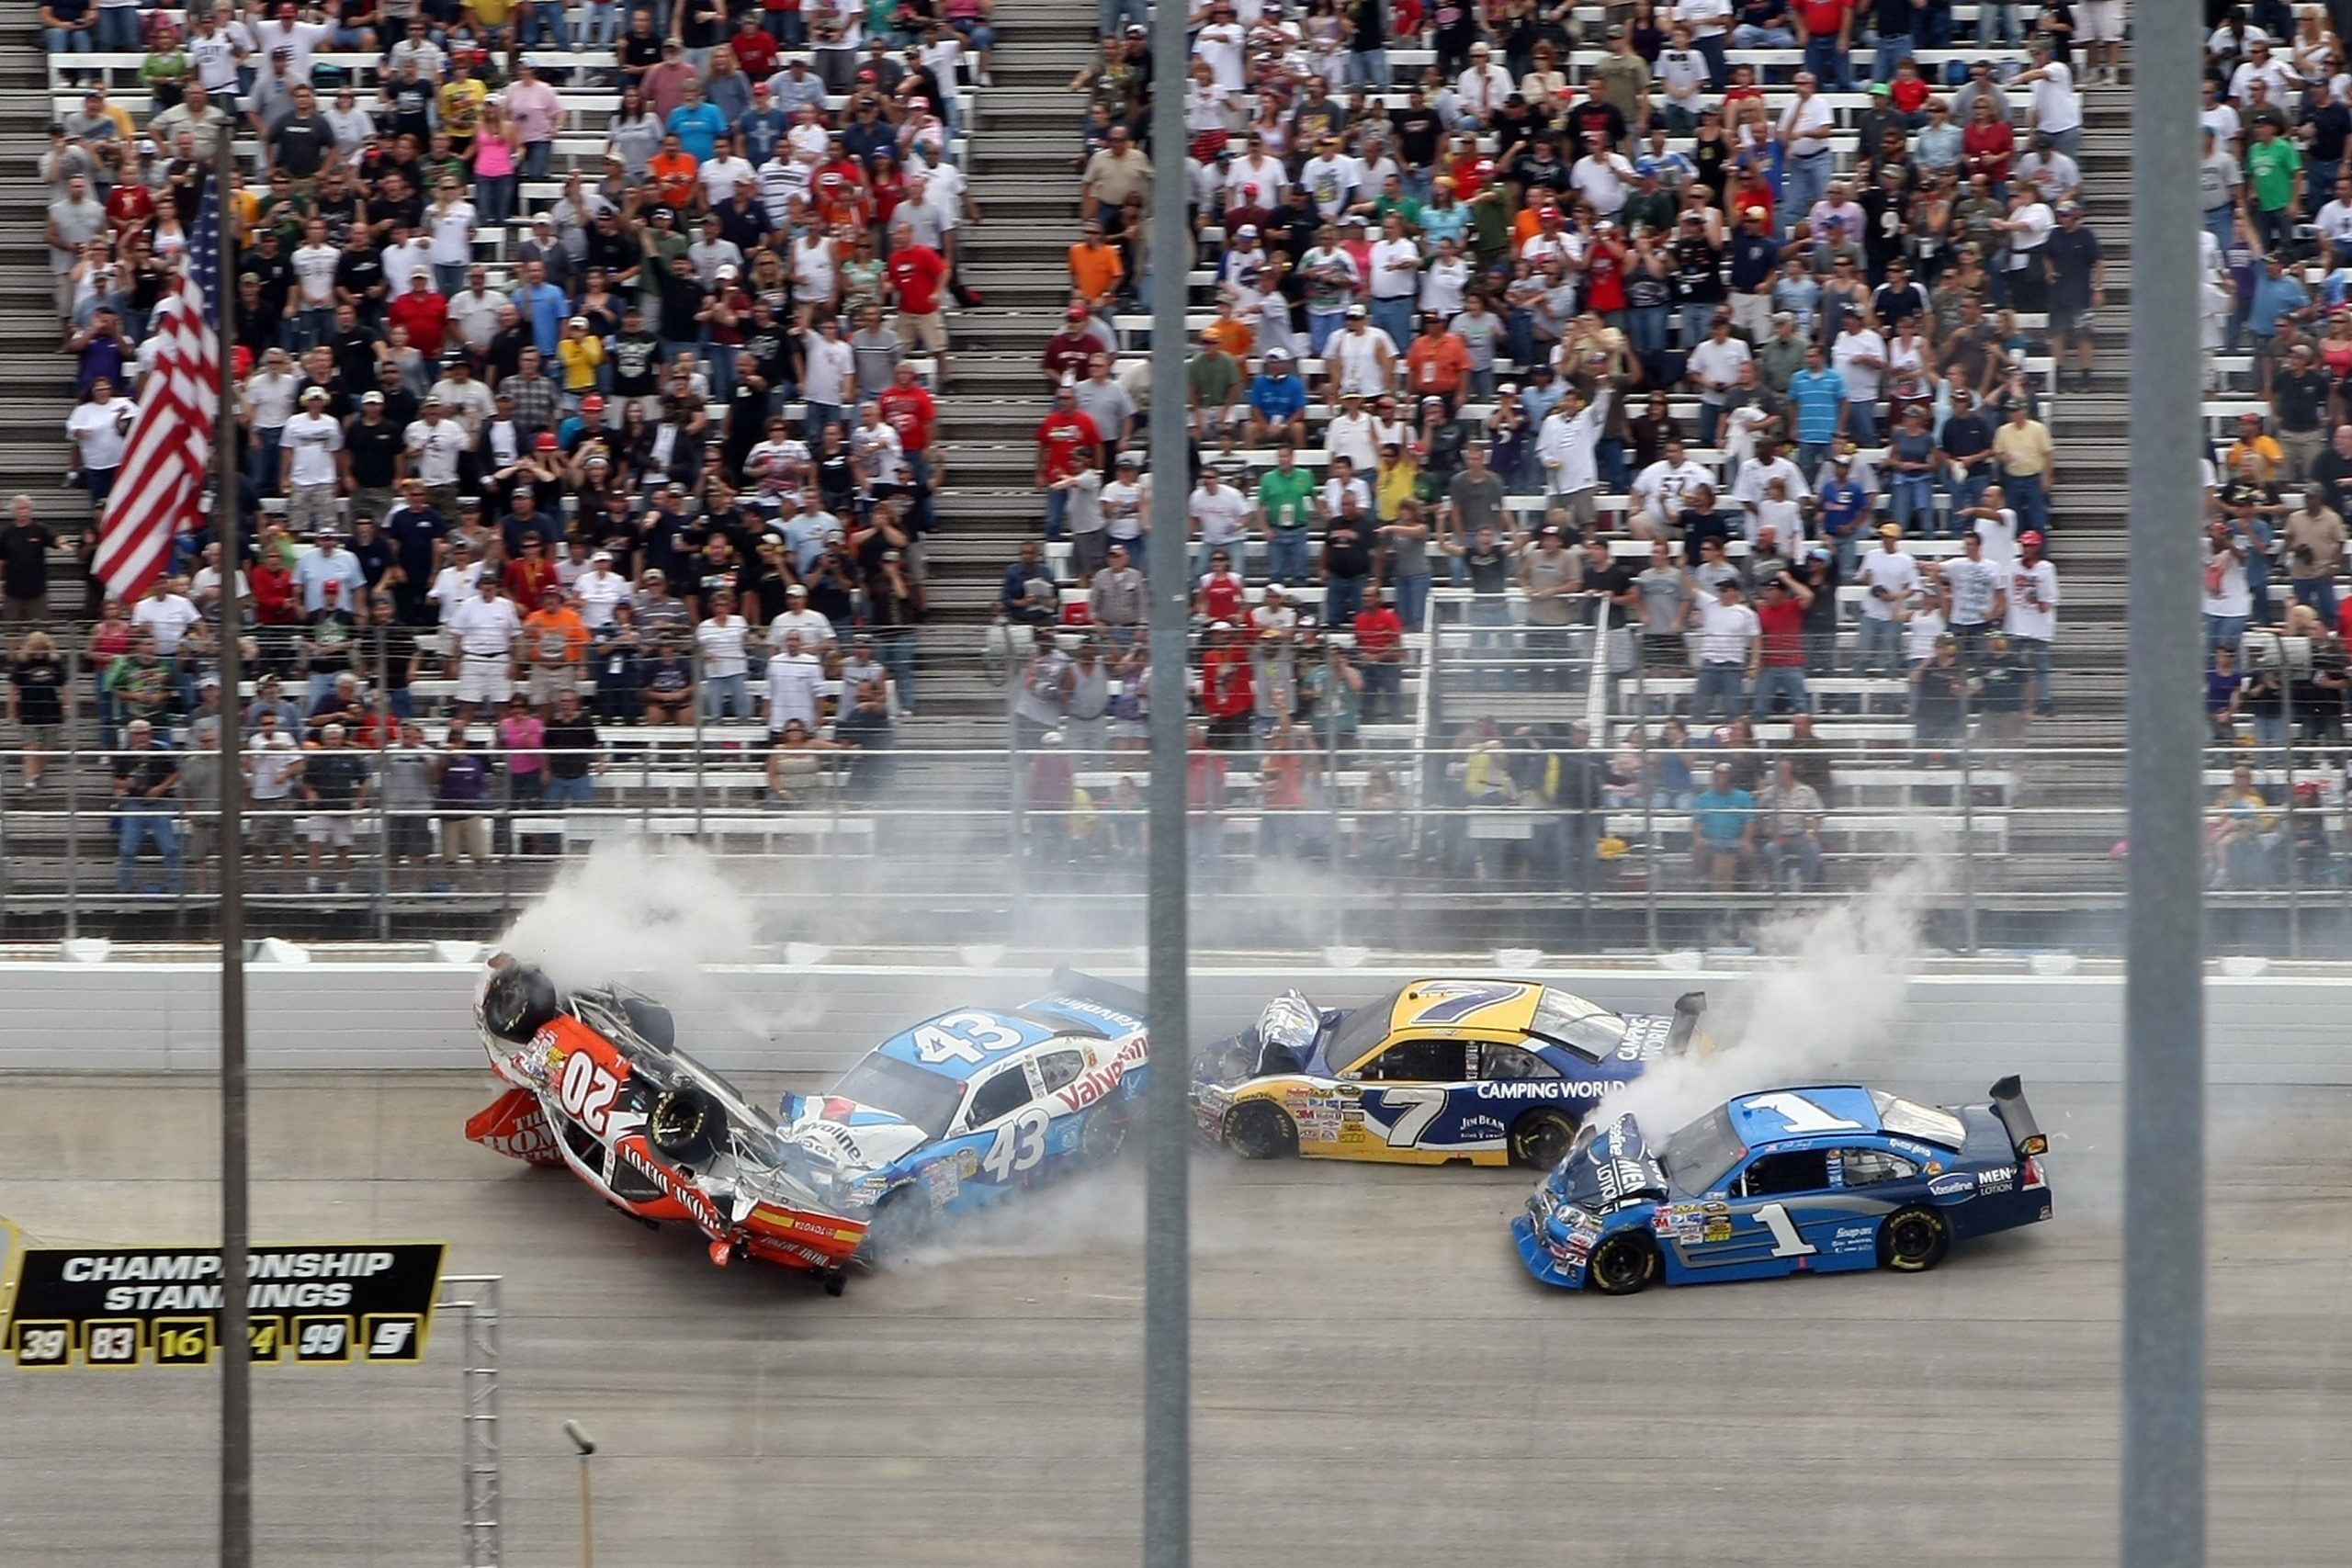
[209,137,252,1568]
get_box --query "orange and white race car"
[466,960,870,1293]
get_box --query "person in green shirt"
[1185,333,1243,436]
[1367,171,1424,236]
[2245,118,2305,254]
[140,28,192,110]
[1257,447,1317,585]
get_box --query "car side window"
[1035,1049,1086,1094]
[1737,1149,1832,1198]
[1477,1043,1560,1082]
[964,1064,1034,1127]
[1838,1147,1919,1188]
[1362,1039,1470,1082]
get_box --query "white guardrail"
[0,960,2347,1084]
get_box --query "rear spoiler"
[1664,992,1708,1056]
[1988,1076,2049,1157]
[1047,967,1151,1023]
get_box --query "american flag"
[92,180,223,603]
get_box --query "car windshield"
[1320,988,1399,1071]
[1658,1106,1747,1197]
[829,1051,967,1142]
[1528,988,1630,1061]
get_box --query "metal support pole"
[1961,677,1977,955]
[1142,0,1193,1552]
[2123,6,2207,1564]
[444,1274,503,1568]
[690,636,706,841]
[212,148,254,1568]
[376,624,393,937]
[2280,662,2299,958]
[64,645,81,939]
[1637,659,1657,953]
[1326,680,1341,947]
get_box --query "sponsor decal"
[922,1160,960,1203]
[1056,1036,1148,1113]
[1040,995,1147,1032]
[1834,1225,1875,1241]
[1977,1167,2016,1195]
[1927,1173,1976,1200]
[617,1140,725,1236]
[956,1148,982,1180]
[1613,1013,1675,1061]
[1702,1220,1733,1244]
[1456,1114,1507,1142]
[1474,1080,1613,1100]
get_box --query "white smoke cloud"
[497,837,762,994]
[1589,854,1951,1142]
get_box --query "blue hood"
[1552,1114,1669,1212]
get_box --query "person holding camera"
[2285,485,2347,624]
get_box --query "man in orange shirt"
[1404,313,1471,410]
[1068,219,1125,310]
[648,132,700,212]
[520,583,592,709]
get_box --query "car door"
[1655,1146,1841,1280]
[1348,1036,1474,1156]
[960,1056,1051,1189]
[1031,1047,1090,1163]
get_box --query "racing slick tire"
[1878,1204,1951,1272]
[646,1085,725,1168]
[1586,1232,1660,1296]
[1225,1101,1299,1159]
[862,1189,931,1264]
[481,964,560,1043]
[1507,1108,1579,1169]
[1078,1103,1133,1165]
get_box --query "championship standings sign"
[4,1243,447,1370]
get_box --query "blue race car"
[1511,1078,2052,1293]
[777,970,1150,1260]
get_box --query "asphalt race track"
[2,1072,2349,1568]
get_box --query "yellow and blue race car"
[1191,979,1706,1168]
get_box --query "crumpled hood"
[1553,1113,1668,1212]
[777,1095,932,1174]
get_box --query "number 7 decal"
[1378,1087,1449,1147]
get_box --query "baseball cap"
[1633,155,1659,176]
[1066,304,1088,320]
[581,394,605,411]
[360,390,385,404]
[1868,81,1891,96]
[1344,303,1367,317]
[1743,205,1767,220]
[1264,345,1291,361]
[786,583,808,596]
[1236,223,1260,238]
[2019,530,2045,547]
[715,263,739,279]
[535,432,559,449]
[1879,522,1904,538]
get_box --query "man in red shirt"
[1040,304,1103,389]
[1353,589,1406,721]
[1035,385,1102,540]
[886,221,952,385]
[1199,623,1255,749]
[386,272,450,363]
[729,12,779,79]
[1749,570,1816,718]
[1793,0,1854,92]
[876,360,940,528]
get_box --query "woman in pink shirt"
[469,100,521,226]
[496,696,547,809]
[501,60,568,180]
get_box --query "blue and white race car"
[1512,1078,2052,1293]
[780,971,1150,1259]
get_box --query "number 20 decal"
[913,1011,1026,1066]
[558,1050,622,1134]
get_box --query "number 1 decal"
[1753,1201,1817,1258]
[1745,1091,1864,1135]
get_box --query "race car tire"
[1225,1101,1298,1160]
[862,1188,931,1264]
[481,964,560,1043]
[1587,1232,1659,1296]
[646,1085,725,1168]
[1507,1108,1579,1169]
[1878,1204,1951,1272]
[1078,1104,1132,1165]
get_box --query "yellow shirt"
[1374,458,1418,522]
[1992,418,2054,478]
[438,77,489,140]
[467,0,517,25]
[557,334,605,392]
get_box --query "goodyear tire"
[1879,1204,1951,1272]
[481,964,560,1043]
[1225,1101,1298,1160]
[1079,1103,1132,1165]
[862,1188,930,1265]
[1508,1108,1579,1169]
[646,1085,724,1168]
[1587,1232,1659,1295]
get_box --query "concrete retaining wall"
[0,961,2346,1082]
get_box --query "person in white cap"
[574,550,628,629]
[281,387,346,535]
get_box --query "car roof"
[871,1010,1065,1083]
[1386,978,1548,1036]
[1726,1087,1886,1147]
